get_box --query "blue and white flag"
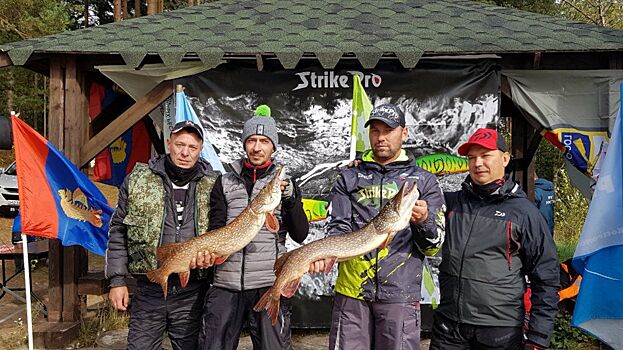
[175,90,226,173]
[572,85,623,348]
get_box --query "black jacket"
[105,155,217,287]
[439,177,560,347]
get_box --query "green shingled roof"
[3,0,623,68]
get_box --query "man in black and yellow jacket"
[310,104,446,350]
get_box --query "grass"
[75,299,129,348]
[0,301,46,350]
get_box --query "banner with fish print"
[177,59,499,325]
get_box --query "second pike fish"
[146,166,286,298]
[254,182,419,324]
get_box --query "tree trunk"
[122,0,128,19]
[134,0,141,17]
[84,0,89,28]
[7,69,13,114]
[147,0,156,15]
[114,0,122,21]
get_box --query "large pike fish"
[146,166,286,298]
[254,182,419,324]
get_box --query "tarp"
[504,70,623,196]
[571,86,623,348]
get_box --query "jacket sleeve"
[281,179,309,244]
[327,173,353,236]
[521,208,560,347]
[410,173,446,256]
[105,175,131,288]
[208,175,227,231]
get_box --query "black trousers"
[429,313,524,350]
[199,286,292,350]
[127,279,207,350]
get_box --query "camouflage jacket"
[329,150,446,303]
[105,155,217,287]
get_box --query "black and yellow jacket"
[328,150,446,303]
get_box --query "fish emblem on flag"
[58,188,104,228]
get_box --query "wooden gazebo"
[2,0,623,346]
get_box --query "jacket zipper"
[375,173,385,301]
[456,203,483,322]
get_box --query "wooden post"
[47,58,65,323]
[61,56,89,322]
[33,54,86,348]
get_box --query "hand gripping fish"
[146,166,286,298]
[254,182,419,325]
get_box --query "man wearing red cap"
[430,128,560,350]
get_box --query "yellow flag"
[350,74,372,160]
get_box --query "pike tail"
[146,269,169,299]
[254,288,281,326]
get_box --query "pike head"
[373,182,420,233]
[250,165,286,214]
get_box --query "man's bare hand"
[410,200,429,224]
[190,251,217,269]
[308,258,335,274]
[347,160,361,168]
[109,286,129,311]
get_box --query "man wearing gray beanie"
[195,105,309,350]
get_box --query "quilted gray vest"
[212,160,285,291]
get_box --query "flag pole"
[20,234,34,350]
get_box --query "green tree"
[559,0,623,28]
[0,0,71,132]
[479,0,560,15]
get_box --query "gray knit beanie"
[242,105,279,149]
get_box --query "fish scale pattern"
[2,0,623,68]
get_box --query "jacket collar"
[462,175,526,200]
[360,149,414,171]
[148,154,213,182]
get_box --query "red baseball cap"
[457,128,508,156]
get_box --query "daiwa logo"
[495,211,506,217]
[292,71,382,91]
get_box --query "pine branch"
[0,15,31,40]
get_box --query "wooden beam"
[0,52,13,68]
[80,80,173,167]
[122,0,128,19]
[47,57,65,323]
[62,56,89,322]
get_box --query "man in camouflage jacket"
[105,121,218,350]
